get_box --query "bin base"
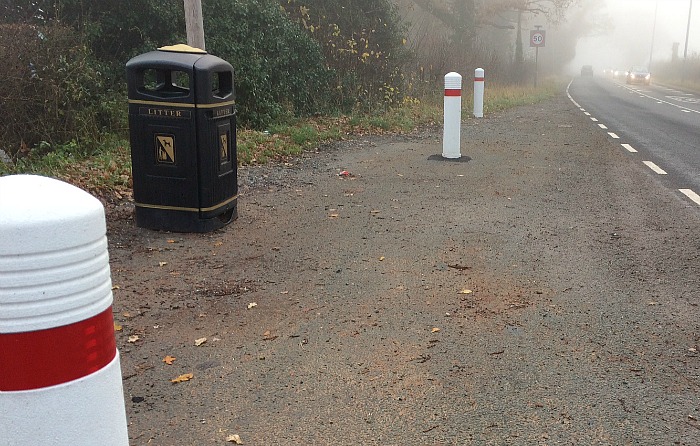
[134,202,237,233]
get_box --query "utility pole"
[649,0,658,72]
[683,0,693,82]
[184,0,206,51]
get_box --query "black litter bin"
[126,44,237,232]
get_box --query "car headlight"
[645,74,651,79]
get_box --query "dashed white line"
[591,117,599,122]
[682,110,691,113]
[680,189,700,206]
[608,132,620,139]
[621,143,638,153]
[584,112,591,116]
[643,161,667,175]
[598,123,608,129]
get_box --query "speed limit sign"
[530,30,546,47]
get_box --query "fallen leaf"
[167,239,175,244]
[111,285,120,290]
[114,323,123,331]
[379,256,385,261]
[159,261,168,267]
[431,328,441,333]
[458,289,473,295]
[194,337,207,346]
[128,335,140,343]
[263,331,279,341]
[170,373,193,384]
[163,355,176,365]
[280,290,289,294]
[247,302,258,310]
[214,241,223,247]
[226,434,243,444]
[329,213,339,218]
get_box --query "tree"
[410,0,477,45]
[281,0,409,110]
[477,0,579,67]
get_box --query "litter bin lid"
[158,44,207,54]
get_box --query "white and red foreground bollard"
[474,68,485,118]
[442,72,463,159]
[0,175,129,446]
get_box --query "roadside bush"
[0,23,124,159]
[204,0,331,128]
[281,0,411,112]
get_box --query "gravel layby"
[107,93,700,445]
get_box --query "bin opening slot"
[211,71,233,99]
[138,69,191,98]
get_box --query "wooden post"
[184,0,206,51]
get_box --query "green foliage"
[204,0,331,128]
[281,0,410,111]
[0,23,125,157]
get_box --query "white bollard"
[474,68,485,118]
[442,72,463,159]
[0,175,129,446]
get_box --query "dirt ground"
[107,93,700,445]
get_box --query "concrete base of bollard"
[428,154,472,162]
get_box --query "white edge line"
[566,79,582,109]
[621,143,638,153]
[680,189,700,206]
[643,161,667,175]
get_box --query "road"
[568,75,700,206]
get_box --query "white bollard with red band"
[442,72,463,159]
[0,175,129,446]
[474,68,485,118]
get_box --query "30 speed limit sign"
[530,30,546,47]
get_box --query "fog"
[568,0,700,74]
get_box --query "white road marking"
[682,110,691,113]
[584,112,591,116]
[621,144,638,153]
[598,123,608,129]
[591,117,598,122]
[643,161,667,174]
[608,132,620,139]
[680,189,700,206]
[621,84,700,113]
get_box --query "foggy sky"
[570,0,700,72]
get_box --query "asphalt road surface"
[107,92,700,445]
[568,76,700,206]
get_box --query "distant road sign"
[530,30,546,47]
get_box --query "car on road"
[581,65,594,76]
[626,66,651,85]
[613,69,627,80]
